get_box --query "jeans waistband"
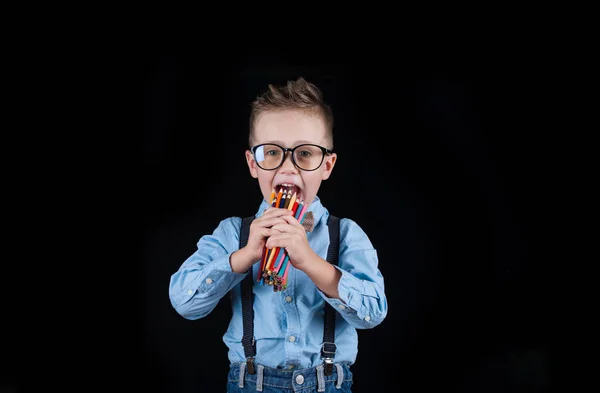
[228,361,353,392]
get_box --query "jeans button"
[295,374,304,385]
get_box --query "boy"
[169,77,387,392]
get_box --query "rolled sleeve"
[323,267,386,328]
[320,218,388,329]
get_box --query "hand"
[265,214,315,270]
[244,207,294,263]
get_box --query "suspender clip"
[323,357,334,376]
[246,357,256,375]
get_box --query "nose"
[279,150,298,173]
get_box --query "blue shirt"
[169,196,388,369]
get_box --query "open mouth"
[275,183,302,202]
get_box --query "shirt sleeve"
[320,218,388,329]
[169,217,248,320]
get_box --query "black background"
[1,45,562,392]
[138,53,554,392]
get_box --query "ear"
[245,150,259,178]
[321,152,337,180]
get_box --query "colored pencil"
[278,189,287,208]
[256,189,311,290]
[283,190,292,209]
[294,201,304,219]
[287,192,297,211]
[273,195,302,272]
[275,187,283,207]
[257,191,279,282]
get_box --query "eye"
[296,149,313,157]
[265,148,281,156]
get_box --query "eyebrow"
[261,140,320,146]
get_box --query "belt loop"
[256,364,264,391]
[335,363,343,389]
[316,364,326,392]
[238,362,246,388]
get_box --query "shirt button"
[285,296,292,303]
[205,278,213,284]
[339,304,346,310]
[187,289,193,295]
[364,315,371,321]
[295,374,304,384]
[288,335,296,342]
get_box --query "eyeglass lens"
[254,144,324,171]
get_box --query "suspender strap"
[239,216,257,374]
[321,214,340,375]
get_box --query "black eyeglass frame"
[250,143,333,172]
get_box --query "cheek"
[301,173,323,190]
[257,172,275,187]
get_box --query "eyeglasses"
[251,143,333,171]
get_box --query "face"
[245,109,337,206]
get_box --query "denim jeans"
[227,362,353,393]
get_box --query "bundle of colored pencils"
[258,187,309,291]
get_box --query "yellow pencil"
[265,245,279,271]
[269,188,275,205]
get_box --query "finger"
[258,228,274,238]
[258,209,294,222]
[263,207,295,216]
[265,234,291,249]
[279,214,305,227]
[255,216,292,230]
[270,223,303,234]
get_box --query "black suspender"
[238,214,341,375]
[322,214,340,375]
[239,216,257,374]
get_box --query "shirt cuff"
[319,267,357,314]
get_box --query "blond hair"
[249,77,334,148]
